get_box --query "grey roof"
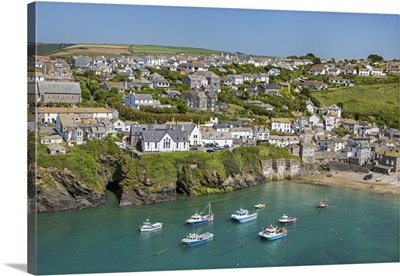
[38,81,81,95]
[47,144,66,151]
[261,84,279,90]
[214,123,229,129]
[142,129,188,142]
[135,94,153,101]
[141,130,165,142]
[167,130,188,142]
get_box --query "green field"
[128,44,226,56]
[46,43,226,57]
[311,83,399,128]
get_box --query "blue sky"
[30,1,399,60]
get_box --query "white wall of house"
[188,126,202,146]
[359,69,371,76]
[231,128,253,139]
[271,122,293,133]
[113,120,125,131]
[142,133,189,152]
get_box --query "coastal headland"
[31,139,399,213]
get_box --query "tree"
[367,54,384,63]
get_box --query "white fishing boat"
[231,207,257,223]
[186,202,214,225]
[139,218,163,232]
[259,224,287,241]
[278,213,297,224]
[181,232,214,246]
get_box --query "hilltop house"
[123,93,161,110]
[270,118,293,134]
[42,59,72,77]
[183,75,208,89]
[303,80,328,90]
[72,56,91,68]
[160,90,181,99]
[36,107,116,124]
[182,91,208,110]
[252,126,270,141]
[100,82,126,93]
[192,71,221,86]
[258,84,280,95]
[200,127,233,147]
[177,61,208,73]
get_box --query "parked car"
[363,174,373,180]
[224,144,230,148]
[190,147,198,151]
[206,149,215,153]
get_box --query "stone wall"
[261,158,301,180]
[329,161,369,174]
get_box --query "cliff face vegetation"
[31,136,299,212]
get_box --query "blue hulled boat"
[181,232,214,246]
[231,207,257,223]
[186,202,214,226]
[259,225,287,241]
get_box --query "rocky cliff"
[32,147,301,212]
[34,167,106,212]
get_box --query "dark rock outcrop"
[34,167,106,212]
[119,184,176,206]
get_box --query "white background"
[0,1,399,276]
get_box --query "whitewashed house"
[371,68,386,76]
[270,118,293,134]
[327,67,341,76]
[358,68,371,76]
[200,128,233,147]
[252,126,270,141]
[55,114,84,145]
[331,137,346,152]
[141,130,189,152]
[231,127,253,140]
[308,67,326,75]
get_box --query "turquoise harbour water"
[36,181,399,275]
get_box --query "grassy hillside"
[311,83,399,128]
[47,43,226,57]
[127,44,225,56]
[50,44,132,57]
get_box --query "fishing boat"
[317,195,329,209]
[181,232,214,246]
[278,213,297,224]
[139,219,163,232]
[259,225,287,241]
[254,203,266,209]
[231,207,257,223]
[186,202,214,225]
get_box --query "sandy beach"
[294,171,400,196]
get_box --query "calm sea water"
[36,181,399,275]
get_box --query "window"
[163,137,171,149]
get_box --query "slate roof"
[135,94,153,101]
[38,81,81,95]
[142,129,188,142]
